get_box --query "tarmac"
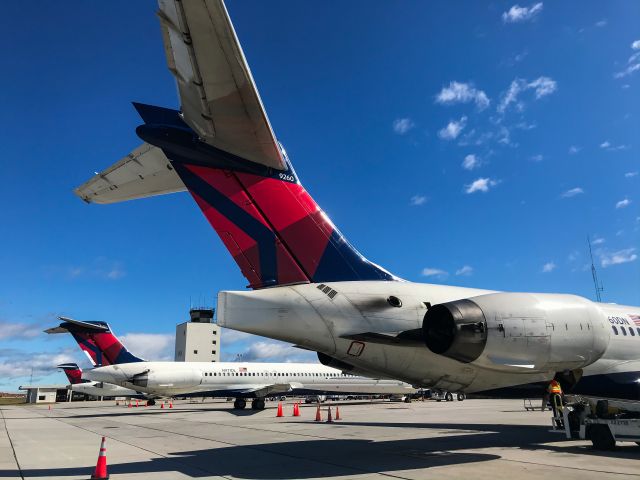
[1,398,639,479]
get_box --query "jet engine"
[423,292,609,372]
[128,369,201,391]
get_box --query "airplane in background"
[57,363,143,400]
[75,0,640,401]
[48,317,416,410]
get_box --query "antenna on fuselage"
[588,236,604,303]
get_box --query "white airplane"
[48,317,415,410]
[57,363,142,399]
[75,0,640,401]
[87,361,416,410]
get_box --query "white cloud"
[561,187,584,198]
[600,141,629,151]
[119,333,175,361]
[530,154,543,162]
[542,262,556,273]
[625,171,638,178]
[616,198,632,209]
[614,41,640,79]
[0,348,76,381]
[410,195,427,206]
[600,248,637,267]
[592,237,605,246]
[235,340,316,363]
[462,154,481,170]
[455,265,474,276]
[435,81,490,110]
[528,77,557,99]
[595,19,607,27]
[0,321,44,341]
[438,116,467,140]
[502,3,543,23]
[465,177,499,194]
[568,145,581,154]
[497,77,557,113]
[392,118,415,135]
[421,268,448,277]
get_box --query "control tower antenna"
[588,236,604,303]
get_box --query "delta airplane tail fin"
[57,363,85,385]
[45,317,144,366]
[74,0,396,289]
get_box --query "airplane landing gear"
[233,398,247,410]
[251,398,265,410]
[146,399,156,406]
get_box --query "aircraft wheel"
[147,399,156,406]
[233,398,247,410]
[445,392,454,402]
[253,398,265,410]
[404,396,412,403]
[457,393,466,401]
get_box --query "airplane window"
[630,328,636,337]
[621,326,627,336]
[612,326,618,335]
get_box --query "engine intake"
[422,292,609,373]
[423,300,487,363]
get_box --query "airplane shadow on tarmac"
[2,422,639,478]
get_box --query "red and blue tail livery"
[57,363,85,385]
[46,317,144,367]
[134,103,395,289]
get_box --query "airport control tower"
[175,308,221,362]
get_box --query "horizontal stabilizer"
[74,143,185,204]
[57,363,80,369]
[157,0,285,169]
[45,317,110,334]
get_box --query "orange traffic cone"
[135,399,139,407]
[91,436,108,479]
[161,402,164,409]
[315,404,322,422]
[169,402,173,409]
[48,405,51,411]
[128,402,132,408]
[276,402,283,417]
[292,402,300,417]
[326,406,333,423]
[335,406,341,421]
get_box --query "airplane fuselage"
[85,361,416,398]
[217,281,640,398]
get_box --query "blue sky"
[1,1,638,391]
